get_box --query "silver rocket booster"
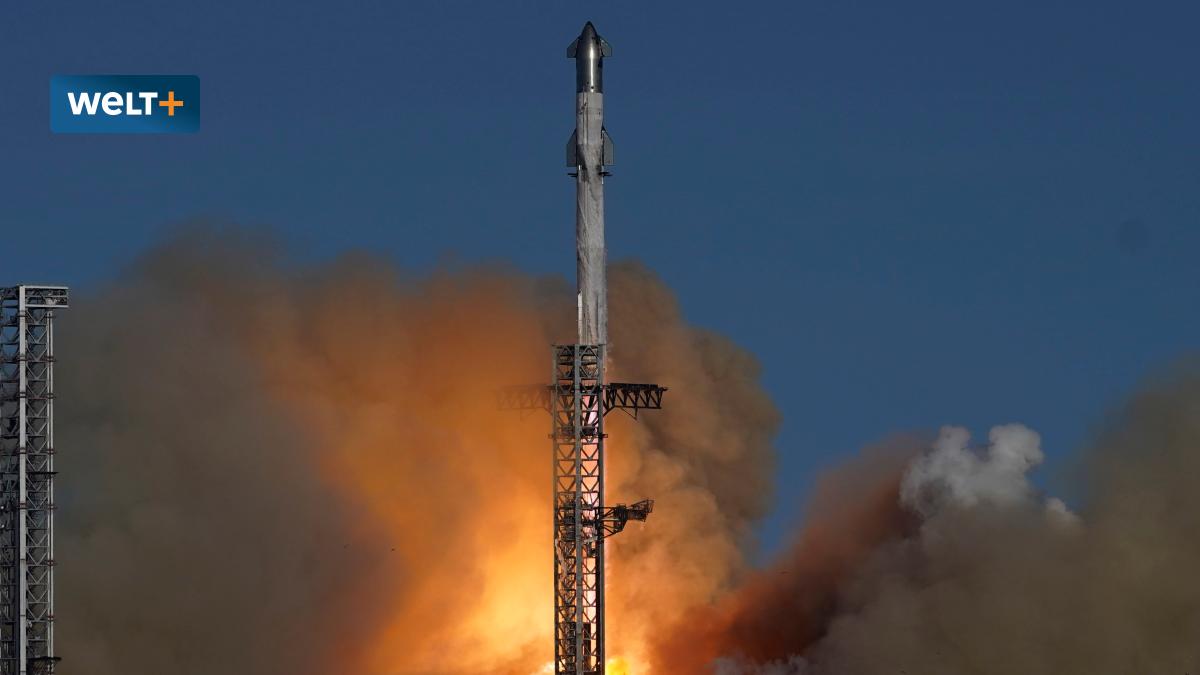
[567,21,614,346]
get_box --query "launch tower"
[0,286,68,675]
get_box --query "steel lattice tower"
[548,347,660,674]
[551,345,605,670]
[0,286,68,675]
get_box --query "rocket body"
[568,22,613,346]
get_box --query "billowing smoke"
[650,435,921,672]
[52,228,778,674]
[50,227,1200,674]
[901,424,1047,516]
[667,383,1200,674]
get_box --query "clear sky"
[3,1,1198,554]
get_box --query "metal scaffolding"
[0,286,68,675]
[549,346,661,674]
[552,344,605,672]
[504,349,664,675]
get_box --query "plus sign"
[158,90,184,117]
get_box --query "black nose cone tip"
[581,21,597,40]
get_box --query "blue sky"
[2,1,1198,554]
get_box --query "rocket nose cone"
[580,21,598,41]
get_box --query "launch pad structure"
[547,345,661,675]
[0,286,68,675]
[502,22,665,675]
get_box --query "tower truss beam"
[499,382,667,418]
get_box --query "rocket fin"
[600,38,613,57]
[567,38,580,58]
[601,128,614,166]
[566,130,578,167]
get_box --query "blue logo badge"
[50,75,200,134]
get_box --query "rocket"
[536,25,662,674]
[567,21,614,347]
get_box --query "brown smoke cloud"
[661,377,1200,675]
[51,227,1200,675]
[52,228,779,674]
[649,438,921,672]
[799,380,1200,675]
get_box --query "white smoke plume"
[900,424,1073,522]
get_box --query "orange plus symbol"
[158,90,184,116]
